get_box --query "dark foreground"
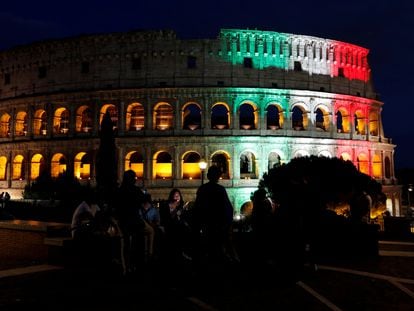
[1,242,414,311]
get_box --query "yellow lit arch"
[76,105,93,132]
[12,155,24,180]
[74,152,91,179]
[153,102,173,130]
[15,111,28,136]
[31,153,45,180]
[0,113,11,138]
[153,151,172,179]
[125,151,144,178]
[182,151,201,179]
[53,107,69,134]
[0,156,7,180]
[51,153,67,178]
[372,154,382,178]
[126,103,145,131]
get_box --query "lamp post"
[198,159,207,185]
[408,184,413,218]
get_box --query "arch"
[15,111,28,136]
[12,154,25,180]
[51,153,67,178]
[266,103,284,129]
[76,105,93,132]
[291,105,308,130]
[318,150,332,158]
[74,152,91,179]
[336,107,350,133]
[314,105,330,131]
[211,102,230,129]
[182,151,202,179]
[153,151,172,179]
[53,107,70,134]
[357,153,369,175]
[0,156,7,180]
[369,110,379,136]
[354,109,366,135]
[100,104,118,129]
[126,102,145,131]
[239,102,258,130]
[240,151,257,178]
[182,102,201,130]
[372,154,382,178]
[0,113,11,138]
[384,156,391,179]
[268,152,281,170]
[154,102,173,130]
[340,152,351,161]
[33,109,47,136]
[31,153,45,180]
[211,151,231,179]
[294,150,310,158]
[125,151,144,178]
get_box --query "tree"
[95,110,118,203]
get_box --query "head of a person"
[207,165,222,182]
[142,193,152,210]
[122,169,137,186]
[168,188,183,204]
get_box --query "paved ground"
[1,240,414,310]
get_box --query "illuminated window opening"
[126,103,145,131]
[31,154,45,180]
[76,106,93,132]
[0,113,11,138]
[15,111,28,136]
[53,108,69,134]
[33,109,47,135]
[182,152,201,179]
[0,156,7,180]
[100,104,118,130]
[211,103,230,129]
[268,152,281,170]
[74,152,91,179]
[240,151,257,179]
[51,153,67,178]
[369,111,379,136]
[183,103,201,130]
[212,152,230,179]
[154,152,172,179]
[266,104,283,129]
[239,103,257,130]
[154,103,173,130]
[12,155,24,180]
[125,151,144,178]
[292,106,306,130]
[354,110,366,135]
[372,154,382,179]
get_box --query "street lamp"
[198,159,208,185]
[408,184,413,217]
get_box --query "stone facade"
[0,28,401,214]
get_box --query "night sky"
[1,0,413,168]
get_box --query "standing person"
[159,188,191,262]
[193,166,238,264]
[114,170,145,275]
[139,193,159,263]
[70,193,101,239]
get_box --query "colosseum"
[0,28,402,215]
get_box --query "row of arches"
[0,99,380,138]
[0,149,391,183]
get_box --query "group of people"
[70,165,240,276]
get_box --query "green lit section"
[220,29,289,70]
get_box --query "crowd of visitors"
[70,166,243,276]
